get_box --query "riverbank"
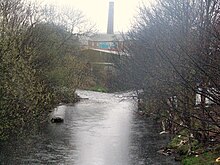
[130,114,180,165]
[136,91,220,165]
[139,112,220,165]
[167,130,220,164]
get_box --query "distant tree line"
[0,0,93,140]
[116,0,220,152]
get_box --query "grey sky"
[36,0,153,33]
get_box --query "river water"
[0,90,179,165]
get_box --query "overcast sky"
[36,0,153,33]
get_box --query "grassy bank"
[88,86,109,93]
[166,130,220,165]
[182,151,219,165]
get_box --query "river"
[0,90,179,165]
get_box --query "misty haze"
[0,0,220,165]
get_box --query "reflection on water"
[0,90,179,165]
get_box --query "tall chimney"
[107,1,114,34]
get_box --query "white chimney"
[107,1,114,34]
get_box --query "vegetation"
[182,151,219,165]
[0,0,94,140]
[0,0,219,164]
[78,49,119,92]
[116,0,220,163]
[89,85,108,93]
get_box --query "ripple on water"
[0,90,179,165]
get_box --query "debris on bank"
[156,129,220,164]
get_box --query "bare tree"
[117,0,220,149]
[0,0,95,139]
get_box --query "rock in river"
[51,117,64,123]
[50,105,66,123]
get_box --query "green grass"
[168,129,189,149]
[89,86,108,93]
[167,130,220,164]
[182,151,219,165]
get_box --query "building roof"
[89,33,124,42]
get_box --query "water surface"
[0,90,179,165]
